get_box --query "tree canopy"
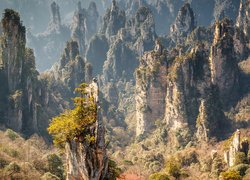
[47,83,97,148]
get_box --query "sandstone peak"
[170,3,196,44]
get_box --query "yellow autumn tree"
[47,83,97,148]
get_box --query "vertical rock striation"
[170,3,196,44]
[101,0,126,38]
[236,0,250,38]
[209,18,239,106]
[66,79,108,180]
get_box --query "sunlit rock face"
[135,40,225,144]
[66,79,108,180]
[236,0,250,38]
[170,3,196,44]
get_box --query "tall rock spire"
[170,3,196,44]
[66,79,108,180]
[48,1,61,32]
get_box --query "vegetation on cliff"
[48,83,97,148]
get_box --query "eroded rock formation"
[170,3,196,44]
[66,79,108,180]
[224,130,249,167]
[27,1,70,71]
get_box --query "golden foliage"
[47,83,97,148]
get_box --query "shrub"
[211,157,224,176]
[165,158,181,178]
[47,154,64,179]
[179,150,198,167]
[149,173,170,180]
[5,162,21,174]
[0,146,19,158]
[220,170,242,180]
[231,164,249,176]
[0,158,9,169]
[5,129,19,141]
[123,160,133,166]
[107,159,122,180]
[235,152,248,165]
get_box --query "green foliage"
[0,146,19,158]
[5,162,21,174]
[221,170,242,180]
[211,157,224,176]
[48,83,97,148]
[123,160,133,166]
[165,158,181,178]
[107,159,122,180]
[0,157,9,169]
[47,154,64,179]
[235,152,248,165]
[5,129,19,141]
[231,164,249,176]
[149,173,170,180]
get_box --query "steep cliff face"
[135,41,167,136]
[224,130,249,167]
[135,39,226,144]
[48,1,61,32]
[86,34,109,76]
[209,18,239,106]
[66,80,108,180]
[236,0,250,38]
[127,6,156,54]
[85,2,99,42]
[71,2,99,56]
[170,3,196,44]
[27,1,70,71]
[0,9,54,135]
[101,0,126,38]
[71,3,86,56]
[214,0,241,22]
[48,40,90,93]
[1,9,26,92]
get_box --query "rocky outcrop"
[85,2,99,42]
[236,0,250,38]
[127,6,156,54]
[66,79,108,180]
[0,9,56,135]
[135,41,168,136]
[170,3,196,44]
[27,2,70,71]
[71,2,99,56]
[209,18,239,106]
[214,0,241,22]
[71,2,86,56]
[101,0,126,38]
[224,130,249,167]
[135,39,225,144]
[48,40,90,92]
[48,1,61,32]
[86,34,109,76]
